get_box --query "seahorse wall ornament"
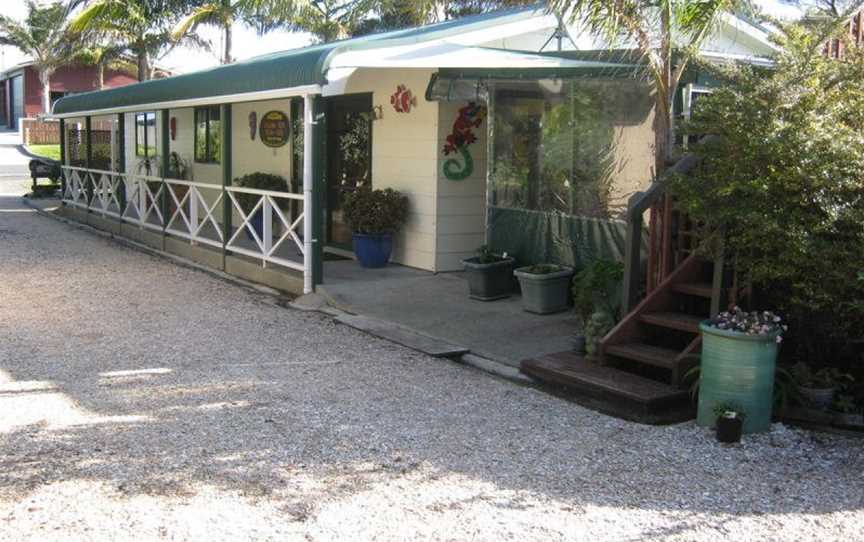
[442,102,486,181]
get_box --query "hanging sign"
[259,110,289,148]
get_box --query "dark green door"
[325,93,372,248]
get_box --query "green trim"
[161,110,170,227]
[58,118,65,166]
[220,103,232,269]
[117,113,126,212]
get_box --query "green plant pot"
[462,256,514,301]
[513,266,574,314]
[697,322,779,434]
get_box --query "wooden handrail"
[621,146,709,314]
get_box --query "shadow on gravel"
[0,192,862,537]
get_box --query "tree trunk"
[40,68,52,115]
[137,49,150,81]
[223,23,233,64]
[653,4,674,176]
[97,60,106,90]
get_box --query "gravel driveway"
[0,194,862,541]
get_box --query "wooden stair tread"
[521,352,688,405]
[605,343,680,369]
[672,282,714,298]
[639,311,703,333]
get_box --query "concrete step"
[335,313,469,359]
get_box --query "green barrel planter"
[697,322,779,434]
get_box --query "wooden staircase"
[521,153,734,424]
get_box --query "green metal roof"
[53,4,547,116]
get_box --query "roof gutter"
[49,84,323,119]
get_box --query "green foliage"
[233,172,290,215]
[69,0,205,80]
[474,245,507,264]
[571,259,624,324]
[790,362,854,389]
[713,402,746,421]
[669,23,864,365]
[342,187,409,234]
[520,264,565,275]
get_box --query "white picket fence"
[61,166,305,273]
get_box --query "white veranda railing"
[61,166,305,273]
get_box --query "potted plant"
[513,264,574,314]
[343,187,409,268]
[697,307,786,434]
[790,362,853,410]
[572,260,624,355]
[461,246,514,301]
[233,172,290,242]
[714,403,745,444]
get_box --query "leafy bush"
[342,187,409,234]
[572,259,624,324]
[669,24,864,365]
[233,172,290,215]
[474,245,510,264]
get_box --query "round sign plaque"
[259,110,289,148]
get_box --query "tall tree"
[75,42,129,89]
[69,0,204,81]
[172,0,283,64]
[0,1,82,114]
[550,0,742,174]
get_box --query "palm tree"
[0,1,81,114]
[172,0,276,64]
[550,0,741,173]
[69,0,202,81]
[75,43,129,89]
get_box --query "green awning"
[52,4,549,116]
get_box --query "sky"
[0,0,313,74]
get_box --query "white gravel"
[0,195,862,541]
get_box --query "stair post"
[622,191,644,314]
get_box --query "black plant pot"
[716,415,743,444]
[462,256,515,301]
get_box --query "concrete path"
[0,129,30,186]
[0,197,862,540]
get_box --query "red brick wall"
[23,64,139,117]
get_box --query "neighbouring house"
[0,58,171,134]
[49,4,778,419]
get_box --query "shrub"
[572,259,624,324]
[233,172,289,215]
[342,187,409,234]
[669,23,864,365]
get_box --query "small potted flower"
[461,245,514,301]
[697,307,786,434]
[513,263,574,314]
[790,362,854,410]
[714,403,745,444]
